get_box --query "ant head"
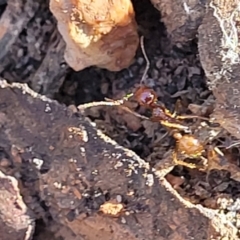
[134,86,157,107]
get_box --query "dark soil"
[1,0,240,238]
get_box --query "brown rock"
[50,0,139,71]
[198,0,240,139]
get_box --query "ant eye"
[134,86,157,107]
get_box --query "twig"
[140,36,150,84]
[77,99,149,121]
[176,115,209,121]
[77,101,122,111]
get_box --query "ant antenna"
[140,36,150,84]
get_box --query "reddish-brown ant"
[77,36,224,171]
[133,84,222,170]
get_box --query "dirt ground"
[1,0,240,239]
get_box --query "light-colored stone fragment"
[50,0,139,71]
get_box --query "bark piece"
[49,0,139,71]
[0,79,238,239]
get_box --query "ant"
[133,84,223,170]
[77,36,225,172]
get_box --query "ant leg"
[116,104,149,120]
[105,97,149,120]
[176,115,209,121]
[172,151,198,169]
[172,100,208,121]
[159,120,190,131]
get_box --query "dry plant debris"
[50,0,139,71]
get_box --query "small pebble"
[121,217,126,224]
[116,195,122,203]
